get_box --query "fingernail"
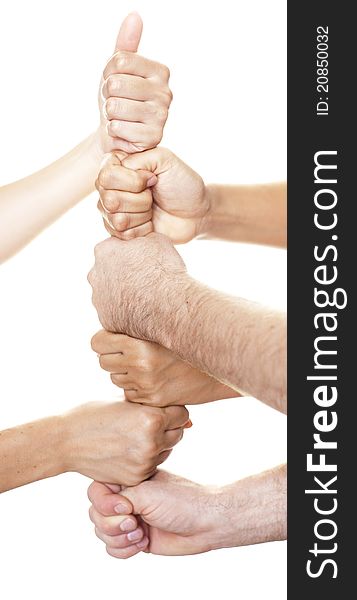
[137,537,149,549]
[127,529,142,542]
[184,419,193,429]
[120,518,136,532]
[114,502,130,514]
[146,175,157,187]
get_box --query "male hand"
[97,13,172,154]
[87,233,188,338]
[88,466,287,559]
[62,402,189,486]
[91,330,240,405]
[96,148,209,243]
[88,471,226,558]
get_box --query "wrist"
[85,128,105,169]
[196,184,215,238]
[56,412,81,474]
[206,466,287,550]
[38,415,70,478]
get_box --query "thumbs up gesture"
[98,13,172,154]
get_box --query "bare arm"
[0,401,189,493]
[88,464,287,558]
[0,133,101,264]
[96,149,286,247]
[89,235,287,414]
[200,182,287,247]
[154,276,287,413]
[0,415,66,493]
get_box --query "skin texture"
[96,147,286,246]
[91,330,240,405]
[88,234,286,413]
[88,466,287,558]
[0,13,171,263]
[0,401,189,493]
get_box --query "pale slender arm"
[0,416,66,493]
[200,182,287,247]
[0,132,102,263]
[150,277,286,413]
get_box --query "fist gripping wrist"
[88,233,191,341]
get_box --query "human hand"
[61,401,189,486]
[96,13,172,155]
[88,466,287,559]
[88,233,188,340]
[96,148,209,243]
[91,330,240,405]
[88,470,225,558]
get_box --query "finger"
[122,146,172,173]
[89,506,137,535]
[87,481,132,516]
[114,12,143,53]
[91,330,119,355]
[106,120,160,147]
[95,526,144,548]
[124,389,141,402]
[110,373,135,388]
[104,96,147,123]
[99,353,127,373]
[98,163,152,193]
[106,209,152,233]
[163,405,190,430]
[103,218,154,240]
[104,53,169,82]
[154,449,173,466]
[98,187,153,214]
[91,330,126,354]
[162,427,184,450]
[103,74,156,102]
[106,536,149,558]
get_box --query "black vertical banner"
[288,1,355,596]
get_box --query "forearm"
[212,464,287,549]
[199,182,287,247]
[0,415,67,493]
[0,131,101,263]
[151,277,286,413]
[197,375,242,404]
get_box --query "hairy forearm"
[149,277,286,413]
[0,415,67,493]
[0,131,101,263]
[199,182,287,247]
[212,464,287,549]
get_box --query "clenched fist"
[96,148,209,243]
[62,401,189,486]
[91,330,240,406]
[97,13,172,154]
[87,233,188,339]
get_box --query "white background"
[0,0,287,598]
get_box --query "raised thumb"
[114,12,143,53]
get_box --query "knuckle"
[98,355,107,370]
[105,97,118,119]
[112,212,129,231]
[161,64,171,81]
[142,410,164,435]
[98,168,111,189]
[106,75,118,96]
[110,373,121,386]
[155,105,169,124]
[115,51,130,71]
[102,190,118,212]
